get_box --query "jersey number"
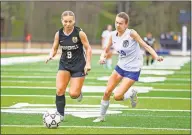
[118,50,126,56]
[67,51,72,59]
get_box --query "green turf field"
[1,53,41,58]
[1,54,191,134]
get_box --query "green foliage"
[103,1,117,12]
[134,1,152,9]
[11,20,24,37]
[1,1,191,43]
[96,10,116,40]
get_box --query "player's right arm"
[99,35,112,64]
[45,32,59,63]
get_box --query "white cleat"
[130,89,138,108]
[77,93,83,102]
[93,116,105,123]
[60,115,64,122]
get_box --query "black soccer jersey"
[58,26,86,72]
[143,37,155,47]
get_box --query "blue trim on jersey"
[115,65,140,81]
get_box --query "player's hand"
[156,56,163,62]
[84,63,91,75]
[99,57,106,65]
[45,56,53,64]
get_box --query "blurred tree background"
[1,1,191,44]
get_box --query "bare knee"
[69,91,80,99]
[104,90,112,98]
[114,93,123,101]
[56,88,65,96]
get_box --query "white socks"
[123,89,133,101]
[100,100,109,116]
[99,89,133,117]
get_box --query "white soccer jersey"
[111,29,143,72]
[101,30,112,48]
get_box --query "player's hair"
[61,11,75,19]
[117,12,129,24]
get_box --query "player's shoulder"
[111,30,118,36]
[74,26,83,32]
[129,29,139,39]
[56,27,63,39]
[128,29,137,34]
[74,26,85,38]
[58,27,63,34]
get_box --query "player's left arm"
[79,31,92,74]
[130,30,163,62]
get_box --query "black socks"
[56,94,65,116]
[146,59,149,66]
[151,59,154,64]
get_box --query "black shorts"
[58,60,86,77]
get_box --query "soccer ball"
[43,110,61,128]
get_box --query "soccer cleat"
[130,89,138,108]
[60,115,64,122]
[93,116,105,123]
[77,93,83,102]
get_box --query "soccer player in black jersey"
[143,32,156,66]
[45,11,92,121]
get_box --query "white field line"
[1,80,190,85]
[1,94,191,100]
[0,102,190,112]
[2,81,190,87]
[1,86,191,92]
[2,80,54,83]
[0,70,175,76]
[1,75,190,82]
[1,109,190,117]
[110,108,191,112]
[1,55,190,70]
[1,75,55,78]
[1,125,190,131]
[1,106,190,112]
[1,55,50,66]
[1,69,190,74]
[153,89,191,92]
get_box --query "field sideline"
[1,54,191,134]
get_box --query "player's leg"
[151,58,154,65]
[145,51,150,66]
[150,47,155,65]
[69,72,85,102]
[113,78,135,101]
[56,70,71,120]
[150,53,154,65]
[114,70,140,107]
[103,70,123,101]
[146,55,149,66]
[93,68,123,122]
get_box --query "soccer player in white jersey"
[101,24,113,69]
[93,12,163,122]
